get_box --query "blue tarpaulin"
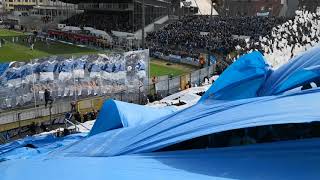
[2,48,320,180]
[1,138,320,180]
[89,99,177,136]
[201,47,320,101]
[200,51,271,101]
[0,133,86,161]
[259,46,320,96]
[57,88,320,157]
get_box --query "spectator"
[147,15,287,63]
[70,101,77,112]
[185,81,191,89]
[89,109,97,120]
[74,111,82,123]
[44,89,53,108]
[83,112,89,122]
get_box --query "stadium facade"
[2,0,46,11]
[62,0,172,33]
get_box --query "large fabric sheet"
[2,48,320,179]
[202,47,320,101]
[0,133,86,161]
[200,51,270,101]
[89,99,177,136]
[57,88,320,157]
[259,46,320,96]
[1,138,320,180]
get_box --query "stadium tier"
[147,15,288,63]
[298,0,320,12]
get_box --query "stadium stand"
[298,0,320,13]
[147,15,288,60]
[148,5,320,69]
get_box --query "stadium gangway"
[64,117,90,133]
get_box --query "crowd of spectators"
[148,7,320,69]
[299,0,320,13]
[146,15,288,59]
[243,9,320,68]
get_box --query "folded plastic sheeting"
[200,51,271,101]
[89,99,177,136]
[260,46,320,96]
[56,88,320,157]
[1,138,320,180]
[201,47,320,101]
[0,133,86,161]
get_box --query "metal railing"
[0,64,216,128]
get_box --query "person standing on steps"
[44,89,53,108]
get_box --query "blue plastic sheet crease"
[56,88,320,157]
[89,99,177,136]
[0,133,86,161]
[200,51,271,101]
[1,138,320,180]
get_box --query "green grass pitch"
[0,29,194,77]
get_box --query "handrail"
[73,120,91,131]
[64,118,90,132]
[64,118,79,132]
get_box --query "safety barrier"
[0,64,217,132]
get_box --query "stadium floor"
[150,58,196,77]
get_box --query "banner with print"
[0,49,150,110]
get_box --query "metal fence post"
[17,112,21,138]
[49,106,52,122]
[198,69,201,85]
[189,72,192,86]
[179,75,182,92]
[138,85,143,104]
[167,78,170,96]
